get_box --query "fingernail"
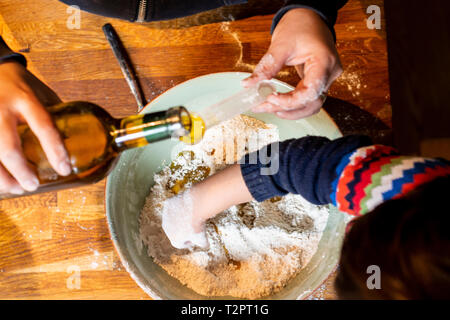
[23,178,39,191]
[10,186,25,195]
[59,161,72,176]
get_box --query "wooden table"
[0,0,390,299]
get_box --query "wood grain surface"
[0,0,390,300]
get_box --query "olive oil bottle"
[0,101,199,200]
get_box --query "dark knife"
[102,23,146,112]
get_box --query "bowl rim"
[104,71,342,300]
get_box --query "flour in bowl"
[139,115,329,299]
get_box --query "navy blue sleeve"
[240,135,372,205]
[273,0,349,40]
[0,36,27,67]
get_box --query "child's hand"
[242,8,343,120]
[161,164,254,250]
[161,190,209,250]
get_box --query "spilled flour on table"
[139,115,329,299]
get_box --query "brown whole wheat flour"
[138,115,329,299]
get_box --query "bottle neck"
[111,107,191,151]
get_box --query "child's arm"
[161,164,253,250]
[241,135,450,216]
[190,164,253,223]
[162,134,450,249]
[239,135,372,205]
[162,135,372,249]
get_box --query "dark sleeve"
[272,0,349,40]
[148,0,246,21]
[240,135,372,205]
[59,0,246,22]
[0,36,27,67]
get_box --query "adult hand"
[242,8,343,120]
[0,61,71,195]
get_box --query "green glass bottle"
[0,101,194,199]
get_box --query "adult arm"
[243,1,348,119]
[274,0,349,40]
[0,37,27,67]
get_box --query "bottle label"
[142,111,171,143]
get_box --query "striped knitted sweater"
[240,135,450,216]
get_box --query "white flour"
[139,115,329,299]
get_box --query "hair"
[335,175,450,299]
